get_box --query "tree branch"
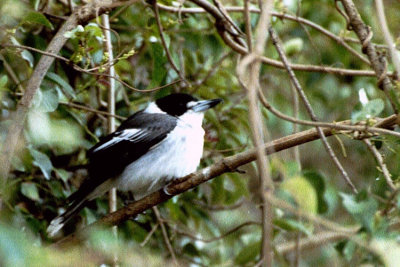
[52,114,397,247]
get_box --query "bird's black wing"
[68,111,177,203]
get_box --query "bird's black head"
[155,93,222,116]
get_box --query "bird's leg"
[120,191,136,205]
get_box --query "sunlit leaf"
[28,147,53,180]
[22,11,54,29]
[148,42,167,88]
[21,182,40,201]
[273,218,312,235]
[0,75,8,89]
[45,72,76,99]
[234,240,260,265]
[340,192,378,232]
[281,175,318,214]
[38,88,59,112]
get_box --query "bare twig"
[276,231,352,255]
[175,221,260,243]
[289,84,301,170]
[243,0,252,52]
[153,207,179,266]
[363,139,396,191]
[140,223,159,247]
[192,198,244,211]
[152,0,190,88]
[60,101,125,119]
[258,91,400,139]
[0,53,24,93]
[269,27,358,194]
[375,0,400,76]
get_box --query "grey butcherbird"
[47,93,222,236]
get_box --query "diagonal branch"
[52,115,397,247]
[269,27,358,194]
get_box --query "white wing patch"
[92,128,147,152]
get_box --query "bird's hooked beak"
[191,98,223,112]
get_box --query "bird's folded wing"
[67,112,177,203]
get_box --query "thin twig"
[375,0,400,76]
[153,207,179,266]
[269,27,358,194]
[363,139,396,191]
[140,223,159,247]
[0,53,24,93]
[192,198,244,211]
[152,0,190,88]
[258,91,400,139]
[243,0,253,52]
[289,83,301,170]
[175,221,260,243]
[60,101,125,119]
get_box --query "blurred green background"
[1,0,400,266]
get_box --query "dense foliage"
[1,0,400,266]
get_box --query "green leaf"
[28,147,53,180]
[54,168,71,183]
[281,175,318,214]
[39,88,59,112]
[0,75,8,89]
[343,240,356,261]
[303,171,329,214]
[148,42,167,89]
[283,38,304,56]
[23,11,54,29]
[20,182,40,201]
[10,37,34,67]
[340,192,378,232]
[274,218,312,235]
[365,99,385,117]
[63,25,84,39]
[45,72,76,99]
[234,241,261,265]
[351,99,385,123]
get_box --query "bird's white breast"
[117,111,205,199]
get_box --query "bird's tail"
[47,198,87,237]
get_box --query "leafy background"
[1,0,400,266]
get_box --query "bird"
[47,93,222,237]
